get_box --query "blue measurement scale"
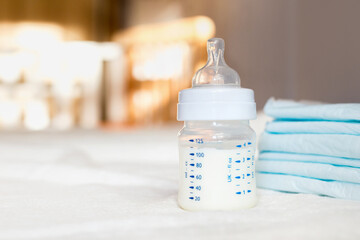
[186,139,203,202]
[185,138,255,203]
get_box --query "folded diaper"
[266,121,360,135]
[257,98,360,200]
[259,132,360,159]
[259,152,360,168]
[264,98,360,121]
[257,160,360,184]
[257,172,360,200]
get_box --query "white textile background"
[0,120,359,239]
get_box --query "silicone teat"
[192,38,241,87]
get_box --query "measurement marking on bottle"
[247,190,251,193]
[195,138,204,144]
[184,144,255,205]
[236,145,242,148]
[196,152,204,157]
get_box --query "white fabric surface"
[0,123,359,239]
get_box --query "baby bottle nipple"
[193,38,241,87]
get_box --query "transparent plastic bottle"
[177,38,257,211]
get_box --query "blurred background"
[0,0,359,130]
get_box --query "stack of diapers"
[257,98,360,200]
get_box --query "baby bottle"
[177,38,257,211]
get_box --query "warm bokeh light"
[0,22,123,130]
[12,22,64,50]
[0,15,214,129]
[0,22,64,49]
[24,99,50,130]
[113,16,215,124]
[0,98,21,128]
[114,16,215,45]
[131,42,190,81]
[0,52,24,83]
